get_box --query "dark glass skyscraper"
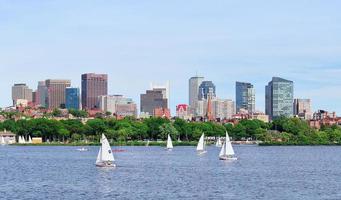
[265,77,294,120]
[81,73,108,110]
[236,82,255,113]
[198,81,216,100]
[65,87,80,110]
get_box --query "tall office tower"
[235,81,255,114]
[198,81,216,100]
[65,87,80,110]
[188,76,204,115]
[98,95,137,117]
[293,99,312,120]
[11,83,33,105]
[45,79,71,109]
[150,81,170,108]
[81,73,108,110]
[140,89,168,116]
[265,77,294,120]
[37,81,48,108]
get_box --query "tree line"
[0,115,340,145]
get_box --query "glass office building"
[265,77,294,120]
[235,82,255,114]
[65,87,80,110]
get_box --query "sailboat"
[196,133,207,155]
[215,137,222,147]
[166,134,173,150]
[28,136,32,144]
[145,140,150,147]
[0,136,5,145]
[219,132,237,160]
[96,134,116,167]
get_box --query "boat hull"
[197,150,207,155]
[219,156,237,161]
[96,162,116,168]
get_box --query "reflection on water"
[1,145,341,199]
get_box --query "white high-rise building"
[98,95,137,117]
[12,83,33,106]
[189,76,204,116]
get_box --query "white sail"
[22,136,26,144]
[216,137,222,147]
[0,136,5,145]
[18,136,23,144]
[166,134,173,149]
[219,142,226,157]
[96,147,102,163]
[196,133,205,151]
[100,134,115,162]
[28,136,32,144]
[225,132,235,156]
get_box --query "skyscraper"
[11,83,33,106]
[265,77,294,120]
[46,79,71,109]
[236,82,255,114]
[188,76,204,115]
[198,81,216,100]
[37,81,48,108]
[140,89,168,116]
[293,99,312,120]
[65,87,80,110]
[81,73,108,110]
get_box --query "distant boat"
[77,147,89,152]
[145,140,150,147]
[96,134,116,167]
[18,136,26,144]
[166,134,173,150]
[196,133,207,155]
[0,136,5,145]
[219,132,237,160]
[28,136,32,144]
[215,137,222,147]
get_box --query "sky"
[1,0,341,114]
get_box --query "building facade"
[98,95,137,117]
[11,83,33,106]
[236,81,255,114]
[65,87,80,110]
[188,76,204,116]
[37,81,48,108]
[140,89,168,116]
[212,99,235,120]
[198,81,216,100]
[293,98,312,120]
[81,73,108,110]
[45,79,71,109]
[176,104,191,120]
[265,77,294,120]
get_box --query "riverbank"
[259,141,341,146]
[11,141,201,146]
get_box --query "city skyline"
[1,1,341,113]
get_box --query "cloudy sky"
[1,0,341,113]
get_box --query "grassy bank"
[259,141,341,146]
[11,141,201,147]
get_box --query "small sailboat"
[215,137,222,147]
[219,132,237,160]
[145,140,150,147]
[166,134,173,150]
[196,133,207,155]
[96,134,116,167]
[28,136,32,144]
[0,136,5,145]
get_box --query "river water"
[0,145,341,199]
